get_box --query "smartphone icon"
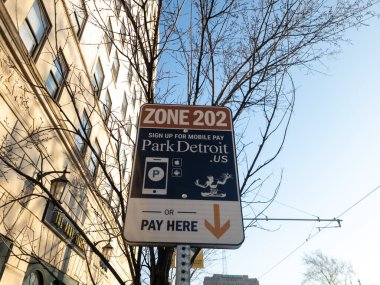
[142,157,169,195]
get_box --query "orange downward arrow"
[204,204,230,239]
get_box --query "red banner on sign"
[140,105,232,131]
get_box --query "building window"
[104,18,113,54]
[126,116,132,139]
[19,0,51,59]
[127,64,133,86]
[75,111,92,153]
[0,236,12,280]
[88,140,101,177]
[101,176,113,204]
[71,0,88,38]
[92,58,104,98]
[102,90,112,123]
[114,0,122,16]
[45,50,68,100]
[120,20,126,48]
[111,52,120,83]
[50,280,65,285]
[121,150,127,177]
[20,177,36,208]
[126,0,132,10]
[114,128,121,151]
[69,180,88,225]
[121,92,128,121]
[22,270,43,285]
[138,89,143,106]
[132,87,137,109]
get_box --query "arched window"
[23,270,43,285]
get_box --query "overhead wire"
[258,185,380,279]
[256,194,319,218]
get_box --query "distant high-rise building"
[204,274,260,285]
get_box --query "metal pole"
[175,245,191,285]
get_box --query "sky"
[197,5,380,285]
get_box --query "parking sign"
[124,104,244,248]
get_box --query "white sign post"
[124,104,244,248]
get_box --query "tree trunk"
[150,247,174,285]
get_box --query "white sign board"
[124,104,244,248]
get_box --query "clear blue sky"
[198,6,380,285]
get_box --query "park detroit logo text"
[141,135,229,163]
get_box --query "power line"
[256,194,319,218]
[258,185,380,279]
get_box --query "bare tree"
[0,0,377,285]
[302,250,355,285]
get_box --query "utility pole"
[222,250,227,274]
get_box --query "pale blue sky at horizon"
[195,5,380,285]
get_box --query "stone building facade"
[0,0,156,284]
